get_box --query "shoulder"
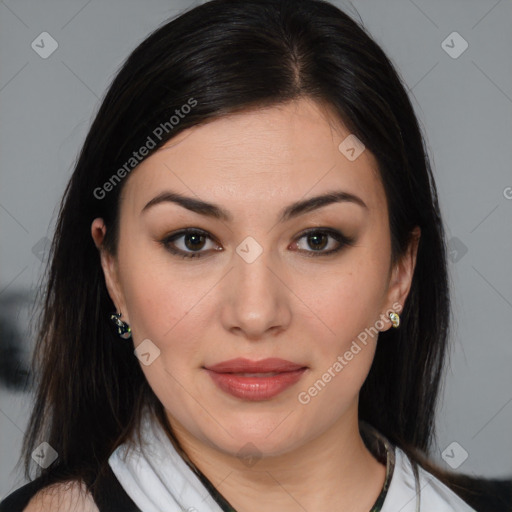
[1,479,99,512]
[382,447,478,512]
[24,480,99,512]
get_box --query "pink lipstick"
[204,358,307,401]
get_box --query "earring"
[110,312,132,339]
[389,311,400,329]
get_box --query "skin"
[92,97,420,512]
[25,481,99,512]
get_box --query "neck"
[163,405,387,512]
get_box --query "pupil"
[309,233,327,250]
[185,233,204,250]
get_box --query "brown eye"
[183,232,207,251]
[161,229,220,259]
[305,232,329,251]
[293,229,355,257]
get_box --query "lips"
[205,357,306,374]
[203,358,308,401]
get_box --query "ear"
[379,226,421,331]
[91,218,130,324]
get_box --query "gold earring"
[389,312,400,328]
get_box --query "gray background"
[1,0,511,499]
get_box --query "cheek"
[118,256,207,419]
[303,257,387,351]
[116,249,210,396]
[290,273,381,417]
[118,240,200,336]
[293,252,388,405]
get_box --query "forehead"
[120,98,386,218]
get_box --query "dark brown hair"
[18,0,482,506]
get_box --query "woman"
[0,0,483,510]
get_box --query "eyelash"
[160,228,355,259]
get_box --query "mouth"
[204,357,307,374]
[203,358,308,401]
[225,372,283,377]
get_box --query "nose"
[219,237,292,341]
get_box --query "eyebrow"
[141,189,368,223]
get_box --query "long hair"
[19,0,474,502]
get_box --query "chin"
[203,422,307,459]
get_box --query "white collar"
[108,407,476,512]
[109,407,224,512]
[381,447,477,511]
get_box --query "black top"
[0,464,141,512]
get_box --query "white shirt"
[381,447,477,511]
[108,409,477,512]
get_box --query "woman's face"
[92,98,418,459]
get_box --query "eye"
[292,228,355,257]
[161,229,221,259]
